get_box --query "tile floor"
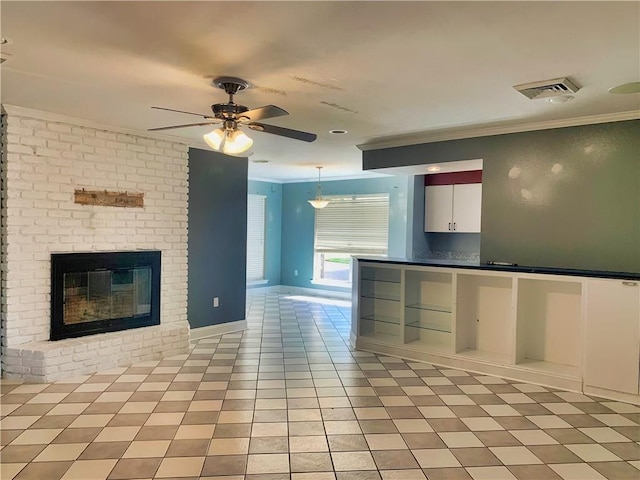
[1,292,639,480]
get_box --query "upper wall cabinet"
[424,184,482,233]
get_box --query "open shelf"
[517,358,581,378]
[406,303,451,313]
[457,348,511,365]
[515,278,582,371]
[361,314,400,326]
[455,274,514,362]
[405,320,451,333]
[362,291,400,302]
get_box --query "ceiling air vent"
[513,77,580,100]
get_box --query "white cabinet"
[424,184,482,233]
[584,279,640,395]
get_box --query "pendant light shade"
[203,125,253,156]
[308,166,330,209]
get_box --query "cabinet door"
[584,279,640,394]
[452,184,482,233]
[425,185,453,232]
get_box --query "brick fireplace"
[1,106,191,382]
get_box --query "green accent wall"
[363,120,640,273]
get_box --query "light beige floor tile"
[118,402,157,414]
[393,419,433,433]
[174,424,215,439]
[365,433,407,450]
[381,469,427,479]
[123,440,171,458]
[412,448,461,468]
[160,391,195,402]
[439,432,484,448]
[466,466,517,479]
[323,420,361,435]
[462,417,505,431]
[289,435,329,453]
[144,412,184,426]
[246,453,290,474]
[155,456,205,477]
[69,414,114,428]
[94,426,141,442]
[251,422,288,436]
[207,437,250,455]
[489,446,543,465]
[10,428,63,445]
[0,462,27,480]
[0,416,41,430]
[218,410,253,423]
[33,442,88,461]
[549,463,607,480]
[62,459,118,480]
[330,450,377,471]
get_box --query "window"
[314,193,390,284]
[246,194,266,283]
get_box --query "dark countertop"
[354,256,640,281]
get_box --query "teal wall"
[363,120,640,273]
[280,175,411,291]
[247,180,282,287]
[188,148,247,328]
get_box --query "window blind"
[314,194,390,255]
[246,194,266,282]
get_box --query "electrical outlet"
[294,269,298,276]
[213,297,219,308]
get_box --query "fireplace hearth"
[51,251,161,341]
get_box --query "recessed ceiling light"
[609,81,640,94]
[252,159,269,164]
[546,95,574,104]
[427,166,441,172]
[329,129,348,135]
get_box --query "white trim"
[311,279,351,289]
[357,110,640,151]
[2,104,201,147]
[247,284,351,300]
[247,279,269,287]
[189,319,247,340]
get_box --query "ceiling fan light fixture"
[223,129,253,155]
[203,128,226,150]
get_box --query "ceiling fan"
[149,76,317,156]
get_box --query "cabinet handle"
[448,222,451,231]
[622,281,638,287]
[453,222,456,231]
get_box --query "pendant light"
[308,166,330,209]
[203,119,253,156]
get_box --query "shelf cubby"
[455,273,514,363]
[358,265,402,344]
[515,278,582,375]
[404,270,454,351]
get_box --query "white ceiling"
[1,1,639,182]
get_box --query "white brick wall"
[1,108,191,380]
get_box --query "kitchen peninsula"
[351,257,640,405]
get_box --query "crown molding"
[1,104,209,147]
[357,110,640,151]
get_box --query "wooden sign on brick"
[74,189,144,208]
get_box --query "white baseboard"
[247,284,351,300]
[190,319,248,340]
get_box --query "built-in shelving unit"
[353,259,640,404]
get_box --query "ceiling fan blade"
[148,121,219,132]
[238,105,288,122]
[151,106,215,119]
[248,122,317,142]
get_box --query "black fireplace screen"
[51,251,160,340]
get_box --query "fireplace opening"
[51,251,161,341]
